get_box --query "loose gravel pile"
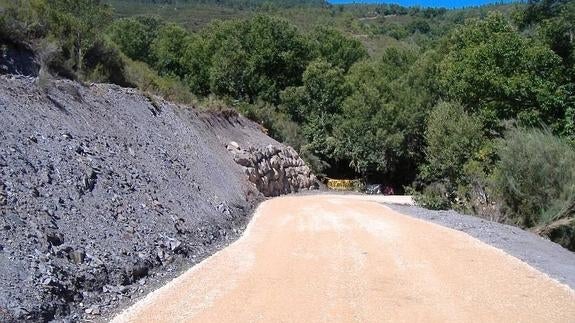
[0,75,307,322]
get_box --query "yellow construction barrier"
[326,178,363,191]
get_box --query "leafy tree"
[45,0,113,75]
[151,23,190,78]
[407,19,431,34]
[420,101,485,187]
[332,47,429,184]
[107,16,164,65]
[281,59,349,165]
[1,0,122,81]
[515,0,572,28]
[536,2,574,64]
[307,26,367,72]
[184,15,310,102]
[439,13,570,136]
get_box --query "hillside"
[0,74,316,321]
[107,0,520,56]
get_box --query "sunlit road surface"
[113,195,575,323]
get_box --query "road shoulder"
[386,203,575,290]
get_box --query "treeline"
[0,0,574,246]
[106,0,327,9]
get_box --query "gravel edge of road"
[385,203,575,290]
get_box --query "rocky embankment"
[229,143,317,197]
[0,75,317,322]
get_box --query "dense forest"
[0,0,574,244]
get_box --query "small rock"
[46,231,64,246]
[227,141,240,151]
[0,182,6,206]
[233,153,253,167]
[69,249,86,265]
[85,305,100,315]
[168,238,181,251]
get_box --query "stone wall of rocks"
[227,142,317,197]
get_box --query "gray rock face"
[0,75,276,322]
[228,143,318,197]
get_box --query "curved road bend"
[113,195,575,323]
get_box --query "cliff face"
[0,75,316,322]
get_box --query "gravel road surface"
[387,204,575,289]
[112,195,575,322]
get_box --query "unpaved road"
[113,195,575,322]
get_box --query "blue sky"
[328,0,518,9]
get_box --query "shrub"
[151,23,190,78]
[490,128,575,227]
[107,16,164,65]
[123,57,195,105]
[411,182,451,210]
[420,101,485,187]
[307,26,367,72]
[83,39,130,86]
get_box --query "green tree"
[420,101,485,187]
[332,47,430,184]
[151,23,190,78]
[183,15,310,102]
[281,60,350,163]
[307,26,367,72]
[45,0,113,75]
[107,16,163,65]
[439,13,570,136]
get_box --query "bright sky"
[328,0,518,9]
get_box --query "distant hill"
[107,0,328,9]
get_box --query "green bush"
[307,26,367,72]
[331,47,430,184]
[83,38,130,86]
[151,23,190,78]
[411,182,451,210]
[420,101,485,187]
[107,16,164,65]
[490,128,575,227]
[123,57,196,105]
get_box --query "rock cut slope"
[0,75,316,322]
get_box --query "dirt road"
[112,195,575,322]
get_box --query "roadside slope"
[0,75,315,321]
[113,195,575,322]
